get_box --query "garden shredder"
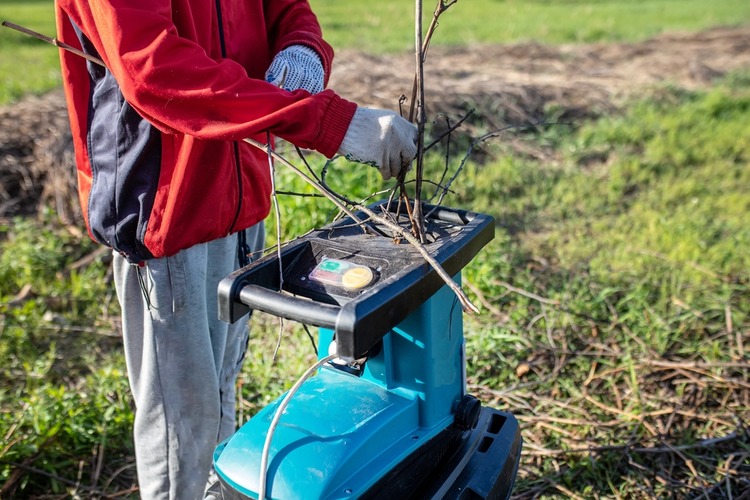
[213,201,522,499]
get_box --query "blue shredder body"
[215,203,522,499]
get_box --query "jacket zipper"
[215,0,244,236]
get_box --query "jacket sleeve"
[56,0,355,158]
[263,0,335,85]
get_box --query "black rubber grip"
[238,284,340,329]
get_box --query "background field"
[3,0,750,103]
[311,0,750,51]
[1,0,749,498]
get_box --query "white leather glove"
[338,107,418,181]
[265,45,325,93]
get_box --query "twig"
[273,190,324,198]
[36,324,121,337]
[347,200,480,313]
[423,108,475,153]
[301,324,318,355]
[522,432,745,457]
[402,0,460,244]
[2,403,30,445]
[411,0,427,243]
[7,283,33,307]
[2,21,105,67]
[427,124,518,217]
[726,305,736,360]
[493,279,560,305]
[91,440,105,491]
[103,486,141,498]
[294,145,322,181]
[463,278,507,319]
[68,246,111,272]
[644,360,750,370]
[266,131,287,360]
[431,114,454,203]
[243,138,374,234]
[2,460,107,497]
[5,457,137,498]
[554,483,585,500]
[407,0,459,123]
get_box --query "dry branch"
[404,0,460,244]
[2,21,105,67]
[522,432,745,457]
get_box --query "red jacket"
[55,0,357,262]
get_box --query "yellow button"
[341,267,374,290]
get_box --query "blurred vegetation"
[310,0,750,52]
[3,0,750,103]
[0,1,59,105]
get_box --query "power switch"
[342,267,374,290]
[309,258,375,291]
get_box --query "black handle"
[238,284,341,329]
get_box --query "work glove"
[338,107,418,181]
[265,45,325,93]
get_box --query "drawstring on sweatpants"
[133,233,251,314]
[135,264,156,312]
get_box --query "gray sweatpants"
[113,224,264,500]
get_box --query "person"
[54,0,418,498]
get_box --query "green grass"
[310,0,750,52]
[0,0,60,104]
[0,214,135,496]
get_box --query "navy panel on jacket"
[72,21,161,263]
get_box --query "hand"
[338,107,418,181]
[265,45,324,93]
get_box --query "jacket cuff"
[314,93,358,158]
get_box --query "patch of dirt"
[331,26,750,126]
[1,26,749,221]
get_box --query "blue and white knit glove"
[265,45,324,93]
[338,107,418,181]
